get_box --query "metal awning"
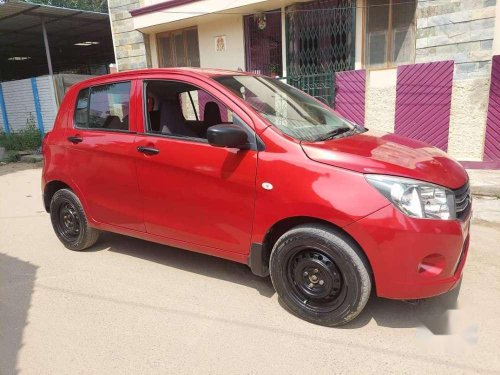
[0,0,115,81]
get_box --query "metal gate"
[285,0,356,106]
[484,55,500,162]
[394,61,454,151]
[286,73,335,106]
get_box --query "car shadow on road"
[92,232,276,298]
[342,282,461,332]
[90,232,461,331]
[0,253,38,375]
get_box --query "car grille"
[454,183,471,220]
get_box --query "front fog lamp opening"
[418,254,446,277]
[365,175,456,220]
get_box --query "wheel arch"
[43,179,88,215]
[250,216,374,287]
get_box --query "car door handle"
[137,146,160,155]
[67,136,83,144]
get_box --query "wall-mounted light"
[8,56,31,61]
[74,41,100,47]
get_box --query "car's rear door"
[134,75,258,254]
[65,79,145,232]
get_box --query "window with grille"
[365,0,416,68]
[285,0,355,106]
[157,27,200,68]
[286,0,356,76]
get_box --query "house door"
[244,10,282,77]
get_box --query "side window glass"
[87,82,131,131]
[145,80,255,147]
[74,89,89,128]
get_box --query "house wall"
[415,0,497,161]
[365,0,498,161]
[198,16,246,70]
[147,14,246,70]
[126,0,363,74]
[365,69,397,133]
[494,2,500,55]
[108,0,151,71]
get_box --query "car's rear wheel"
[269,224,371,326]
[50,188,99,251]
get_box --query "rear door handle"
[67,136,83,144]
[137,146,160,155]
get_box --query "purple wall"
[484,55,500,162]
[335,70,366,125]
[394,60,454,151]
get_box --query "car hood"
[301,130,468,189]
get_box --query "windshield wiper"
[315,126,352,141]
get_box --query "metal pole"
[41,17,53,75]
[281,6,286,79]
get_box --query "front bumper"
[344,204,471,300]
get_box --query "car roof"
[68,67,252,94]
[76,67,248,87]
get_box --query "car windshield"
[214,75,363,142]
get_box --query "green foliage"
[22,0,108,13]
[4,150,20,163]
[0,113,42,152]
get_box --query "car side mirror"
[207,124,248,149]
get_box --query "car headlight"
[365,174,456,220]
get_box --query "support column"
[41,17,53,76]
[281,6,286,78]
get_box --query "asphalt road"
[1,164,500,374]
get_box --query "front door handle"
[67,136,83,144]
[137,146,160,155]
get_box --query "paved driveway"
[1,164,500,374]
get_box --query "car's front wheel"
[270,224,371,326]
[50,188,99,251]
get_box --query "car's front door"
[134,77,258,254]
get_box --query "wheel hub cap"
[58,202,80,238]
[291,250,343,301]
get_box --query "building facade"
[108,0,500,167]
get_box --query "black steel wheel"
[55,201,82,242]
[287,248,347,314]
[270,224,371,326]
[50,188,99,251]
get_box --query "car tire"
[269,224,371,326]
[50,188,99,251]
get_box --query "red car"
[42,68,471,326]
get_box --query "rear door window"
[74,88,89,128]
[74,81,131,131]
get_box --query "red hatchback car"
[42,68,471,326]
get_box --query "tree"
[22,0,108,13]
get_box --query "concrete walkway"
[467,169,500,197]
